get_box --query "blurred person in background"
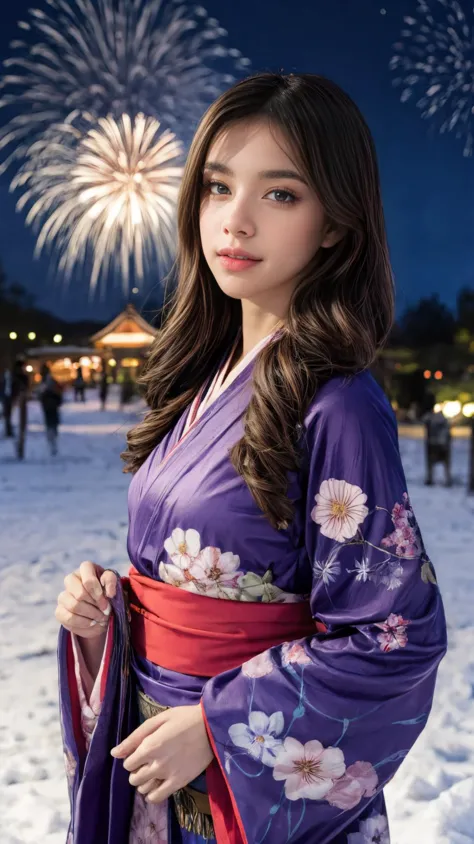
[0,362,14,437]
[99,365,109,411]
[12,357,29,460]
[74,366,86,402]
[422,391,452,487]
[39,363,63,456]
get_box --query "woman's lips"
[218,255,261,272]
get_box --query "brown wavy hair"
[122,72,394,530]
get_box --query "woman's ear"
[321,224,347,249]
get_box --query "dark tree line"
[391,288,474,349]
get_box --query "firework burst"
[0,0,250,294]
[13,114,183,294]
[390,0,474,156]
[0,0,250,174]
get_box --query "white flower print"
[158,559,200,592]
[314,558,341,585]
[164,527,201,568]
[242,650,274,678]
[311,479,368,542]
[190,546,242,598]
[351,557,372,583]
[347,812,390,844]
[273,737,346,801]
[159,528,300,602]
[229,711,284,767]
[377,560,404,591]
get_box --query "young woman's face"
[199,119,338,312]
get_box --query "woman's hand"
[55,560,117,639]
[110,704,214,804]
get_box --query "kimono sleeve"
[201,381,447,844]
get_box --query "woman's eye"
[206,181,230,196]
[266,189,297,204]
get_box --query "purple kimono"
[58,358,447,844]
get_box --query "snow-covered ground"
[0,390,473,844]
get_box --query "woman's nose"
[223,202,256,238]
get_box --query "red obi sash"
[125,565,326,676]
[123,565,327,844]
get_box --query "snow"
[0,391,473,843]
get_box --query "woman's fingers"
[100,569,118,599]
[54,604,108,637]
[146,779,176,804]
[137,778,162,796]
[129,762,161,787]
[77,561,110,612]
[57,590,107,624]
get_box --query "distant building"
[26,304,158,384]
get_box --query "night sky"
[0,0,472,322]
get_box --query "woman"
[55,73,446,844]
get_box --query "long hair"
[122,73,394,530]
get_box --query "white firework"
[390,0,474,156]
[0,0,250,175]
[13,114,183,294]
[0,0,249,294]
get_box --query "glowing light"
[391,1,474,157]
[9,331,18,340]
[26,365,33,373]
[434,403,442,413]
[462,402,474,418]
[442,400,461,419]
[63,358,72,367]
[98,331,154,347]
[423,369,431,379]
[109,358,117,367]
[53,334,62,343]
[132,287,139,294]
[28,331,36,340]
[434,370,443,380]
[79,357,92,367]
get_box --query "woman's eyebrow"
[203,161,307,185]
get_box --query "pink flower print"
[326,761,378,809]
[242,650,274,678]
[392,500,409,528]
[311,479,368,542]
[281,642,312,666]
[129,791,168,843]
[191,545,242,599]
[381,495,422,559]
[273,737,346,801]
[375,613,410,652]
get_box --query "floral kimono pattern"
[58,367,446,844]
